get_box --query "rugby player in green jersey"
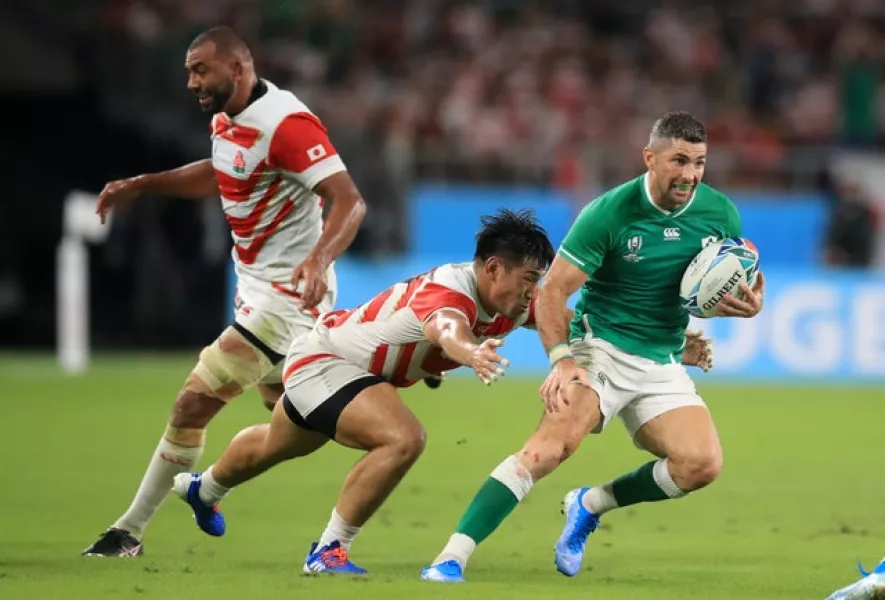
[422,112,765,582]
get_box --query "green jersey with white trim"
[559,174,742,363]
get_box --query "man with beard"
[83,26,367,557]
[422,111,765,583]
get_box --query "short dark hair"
[190,26,252,60]
[474,208,555,269]
[649,111,706,146]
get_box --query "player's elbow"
[351,193,367,221]
[332,187,367,221]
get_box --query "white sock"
[114,437,203,537]
[317,508,361,550]
[198,465,232,505]
[490,454,534,500]
[433,533,476,568]
[433,455,532,568]
[581,485,619,515]
[653,458,687,499]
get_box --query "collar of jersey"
[223,79,274,122]
[641,172,695,218]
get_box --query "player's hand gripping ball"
[680,238,761,319]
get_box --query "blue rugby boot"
[303,541,368,575]
[420,559,466,583]
[554,487,601,577]
[826,558,885,599]
[172,472,226,537]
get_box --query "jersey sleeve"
[409,282,478,325]
[267,113,347,190]
[723,197,743,238]
[557,200,614,276]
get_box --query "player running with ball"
[422,111,764,583]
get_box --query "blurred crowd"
[96,0,885,194]
[2,0,884,350]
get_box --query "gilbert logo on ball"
[680,238,760,318]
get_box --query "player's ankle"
[433,533,475,568]
[581,485,618,515]
[318,508,361,550]
[198,466,232,505]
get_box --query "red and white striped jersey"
[309,262,536,387]
[211,79,346,287]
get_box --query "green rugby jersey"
[559,174,742,363]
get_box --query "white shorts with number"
[571,336,705,440]
[232,266,337,385]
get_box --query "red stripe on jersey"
[224,175,282,238]
[394,276,426,311]
[473,315,516,338]
[283,352,340,383]
[323,308,357,328]
[359,288,395,324]
[216,161,269,203]
[233,195,295,265]
[369,344,389,377]
[391,342,418,387]
[212,114,262,149]
[270,283,320,318]
[409,282,478,324]
[420,346,459,374]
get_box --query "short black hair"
[190,26,252,60]
[649,111,706,146]
[474,208,555,269]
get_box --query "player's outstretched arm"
[96,159,217,224]
[423,309,509,385]
[290,172,367,307]
[536,255,591,411]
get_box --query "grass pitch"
[0,354,881,599]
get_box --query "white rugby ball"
[680,237,760,318]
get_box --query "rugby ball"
[680,238,760,318]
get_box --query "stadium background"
[2,1,885,599]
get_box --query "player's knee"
[565,383,603,435]
[385,422,427,468]
[188,334,273,403]
[673,447,723,491]
[170,389,225,429]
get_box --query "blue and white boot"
[554,487,601,577]
[303,541,368,575]
[826,558,885,599]
[171,472,226,537]
[420,559,466,583]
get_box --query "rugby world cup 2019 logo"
[623,235,644,262]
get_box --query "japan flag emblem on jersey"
[306,144,327,162]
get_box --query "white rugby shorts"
[571,336,706,439]
[232,265,337,385]
[280,330,385,438]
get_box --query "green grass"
[0,354,882,599]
